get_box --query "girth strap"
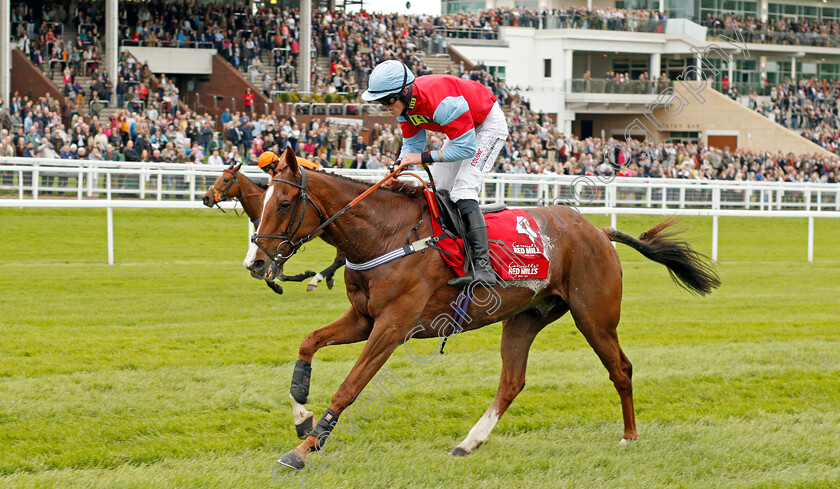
[346,234,443,271]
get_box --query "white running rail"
[2,157,838,264]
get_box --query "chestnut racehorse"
[202,163,346,291]
[246,148,720,469]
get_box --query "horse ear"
[233,163,242,173]
[285,146,299,176]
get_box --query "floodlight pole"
[106,0,118,103]
[300,0,312,95]
[0,0,10,106]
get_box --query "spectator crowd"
[3,84,838,188]
[703,14,840,48]
[3,2,838,189]
[745,78,840,157]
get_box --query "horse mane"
[311,168,425,198]
[235,169,266,191]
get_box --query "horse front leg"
[306,252,346,291]
[280,270,317,282]
[279,302,420,469]
[291,307,373,439]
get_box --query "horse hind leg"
[450,298,568,456]
[569,301,637,443]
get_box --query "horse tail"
[602,218,721,296]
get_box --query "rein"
[251,165,410,266]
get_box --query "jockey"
[362,60,508,287]
[258,150,319,179]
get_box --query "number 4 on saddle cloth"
[432,191,550,281]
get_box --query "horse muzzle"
[248,257,284,281]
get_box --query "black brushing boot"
[448,200,498,287]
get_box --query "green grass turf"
[1,208,839,489]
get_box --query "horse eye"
[279,201,292,211]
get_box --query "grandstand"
[2,0,840,185]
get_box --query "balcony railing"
[707,27,840,48]
[495,14,665,33]
[566,79,666,94]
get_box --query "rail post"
[712,186,721,262]
[107,206,114,265]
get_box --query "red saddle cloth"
[437,209,550,280]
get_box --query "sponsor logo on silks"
[407,113,431,125]
[508,264,540,276]
[471,148,483,167]
[408,95,417,111]
[514,216,546,256]
[513,244,542,255]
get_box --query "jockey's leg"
[429,139,459,190]
[447,133,506,288]
[447,199,497,286]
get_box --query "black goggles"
[262,160,279,173]
[377,94,400,106]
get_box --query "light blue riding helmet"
[361,60,416,103]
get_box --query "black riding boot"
[448,201,498,288]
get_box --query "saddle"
[433,190,506,241]
[432,190,506,274]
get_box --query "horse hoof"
[277,450,306,470]
[619,438,631,446]
[306,273,323,292]
[295,415,315,440]
[448,447,471,457]
[326,278,335,289]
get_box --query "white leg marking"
[619,438,629,446]
[307,272,324,288]
[290,393,314,425]
[244,185,274,268]
[456,407,499,453]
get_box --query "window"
[668,131,700,144]
[667,0,689,20]
[488,65,506,80]
[617,0,658,9]
[700,0,760,19]
[444,0,487,14]
[736,59,757,83]
[614,58,651,79]
[664,57,689,80]
[544,59,552,78]
[818,63,840,81]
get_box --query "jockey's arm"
[397,122,426,161]
[424,95,478,163]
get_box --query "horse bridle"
[251,162,412,269]
[250,167,327,265]
[209,168,240,213]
